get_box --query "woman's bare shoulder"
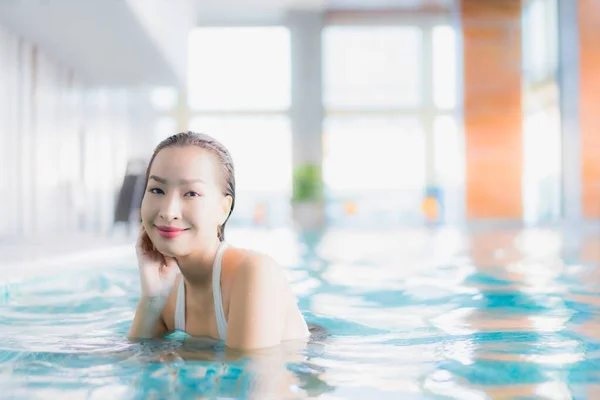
[222,246,285,288]
[224,245,280,270]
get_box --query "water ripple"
[1,228,600,398]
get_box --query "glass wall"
[160,17,464,230]
[521,0,561,225]
[431,25,463,226]
[187,27,293,228]
[322,22,461,227]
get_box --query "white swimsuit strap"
[212,242,228,340]
[174,275,186,331]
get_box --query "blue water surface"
[1,227,599,399]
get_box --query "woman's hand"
[136,226,179,299]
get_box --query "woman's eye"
[185,191,201,197]
[149,188,164,194]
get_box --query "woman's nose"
[159,194,182,221]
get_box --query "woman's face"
[140,146,232,257]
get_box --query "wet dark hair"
[144,131,235,241]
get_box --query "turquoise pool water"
[1,228,600,399]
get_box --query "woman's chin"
[155,243,189,259]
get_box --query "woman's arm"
[128,296,169,339]
[128,226,178,340]
[226,254,288,350]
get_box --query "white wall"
[0,24,154,239]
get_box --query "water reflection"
[305,227,600,398]
[1,227,600,398]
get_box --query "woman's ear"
[220,195,233,225]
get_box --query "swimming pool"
[1,227,599,399]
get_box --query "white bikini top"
[174,241,228,340]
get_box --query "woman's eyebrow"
[149,175,206,185]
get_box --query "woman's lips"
[156,226,188,239]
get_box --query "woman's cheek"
[185,206,203,226]
[140,195,152,221]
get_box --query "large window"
[433,114,463,224]
[186,27,293,227]
[432,26,458,110]
[322,23,461,226]
[323,26,422,109]
[323,116,426,226]
[432,25,462,224]
[522,0,559,83]
[150,21,462,228]
[189,115,292,226]
[521,0,561,225]
[188,27,291,111]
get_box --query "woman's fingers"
[137,227,176,271]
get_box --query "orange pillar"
[579,0,600,218]
[462,0,523,220]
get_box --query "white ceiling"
[0,0,454,85]
[195,0,454,24]
[0,0,183,85]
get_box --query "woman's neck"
[176,239,222,290]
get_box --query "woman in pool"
[128,131,310,350]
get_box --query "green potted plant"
[291,163,325,230]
